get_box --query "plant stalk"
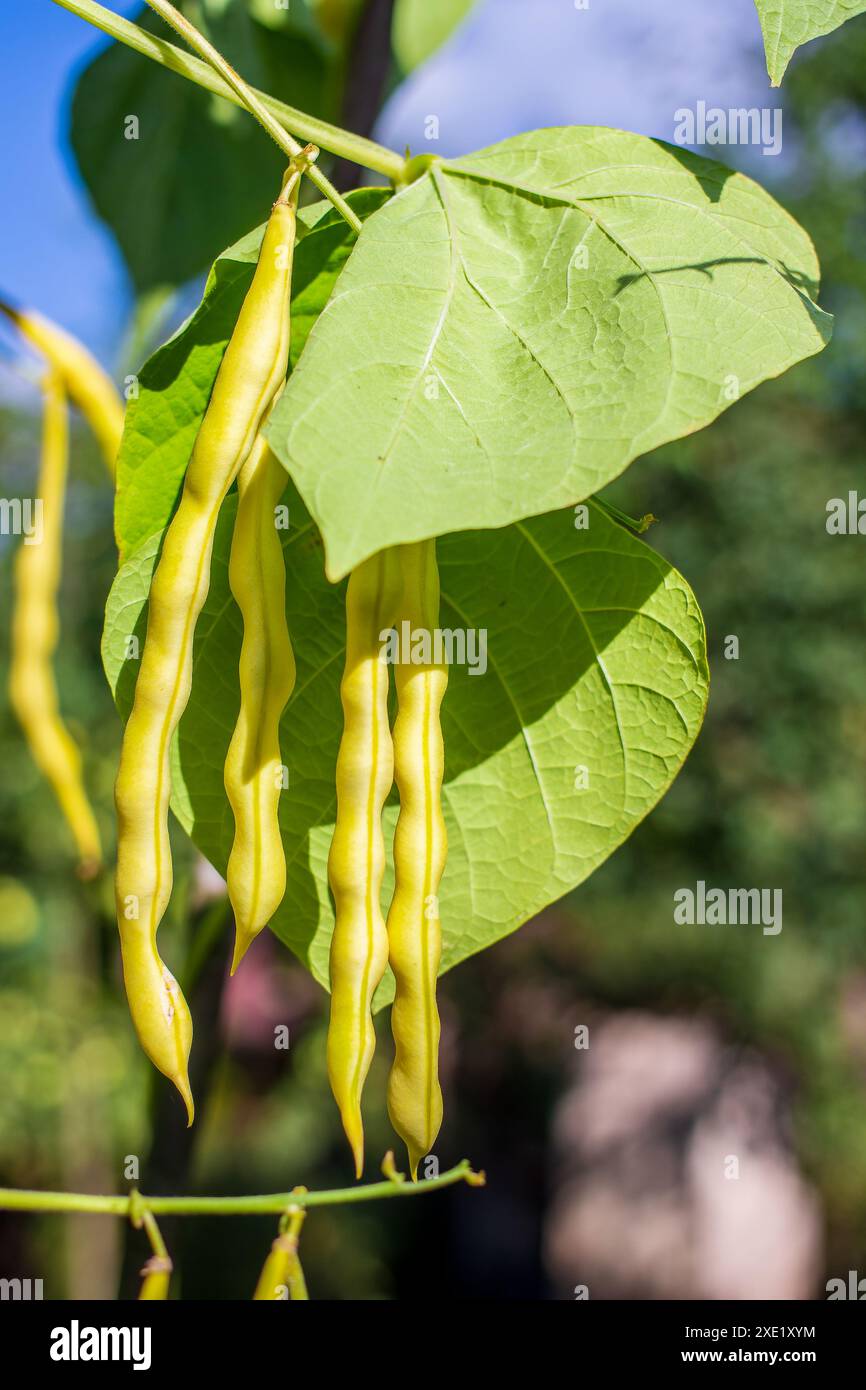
[51,0,405,192]
[0,1159,485,1217]
[140,0,358,229]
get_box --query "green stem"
[51,0,405,187]
[0,1159,485,1217]
[140,1208,169,1263]
[283,1200,308,1301]
[139,0,358,231]
[593,496,657,534]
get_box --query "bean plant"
[2,0,862,1300]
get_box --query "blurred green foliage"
[0,405,144,1174]
[1,9,866,1300]
[71,1,345,294]
[556,25,866,1269]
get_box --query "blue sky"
[0,0,784,375]
[0,1,143,367]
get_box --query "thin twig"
[141,0,360,231]
[51,1,405,188]
[0,1160,486,1217]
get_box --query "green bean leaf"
[266,126,831,581]
[754,0,866,84]
[113,187,391,565]
[103,495,708,1002]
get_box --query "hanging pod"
[114,167,302,1121]
[0,299,123,475]
[253,1201,308,1300]
[327,549,403,1177]
[386,540,448,1179]
[224,426,296,973]
[3,296,125,876]
[9,370,103,875]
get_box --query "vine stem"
[0,1158,485,1217]
[50,0,406,195]
[282,1196,309,1301]
[140,0,358,229]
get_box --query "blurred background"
[1,0,865,1300]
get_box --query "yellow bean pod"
[114,176,300,1122]
[224,430,295,974]
[386,540,448,1180]
[253,1199,307,1300]
[0,300,124,475]
[327,549,403,1178]
[253,1233,309,1301]
[138,1255,172,1301]
[253,1233,293,1301]
[9,370,103,876]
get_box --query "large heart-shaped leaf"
[754,0,866,84]
[114,187,391,564]
[103,493,708,1002]
[266,126,831,581]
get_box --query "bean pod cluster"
[328,540,449,1178]
[327,549,404,1177]
[107,160,451,1178]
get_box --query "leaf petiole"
[593,497,658,535]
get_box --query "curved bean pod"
[386,540,448,1179]
[9,370,103,875]
[225,429,296,973]
[327,549,403,1178]
[0,300,124,475]
[114,176,300,1122]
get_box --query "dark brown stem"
[332,0,397,190]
